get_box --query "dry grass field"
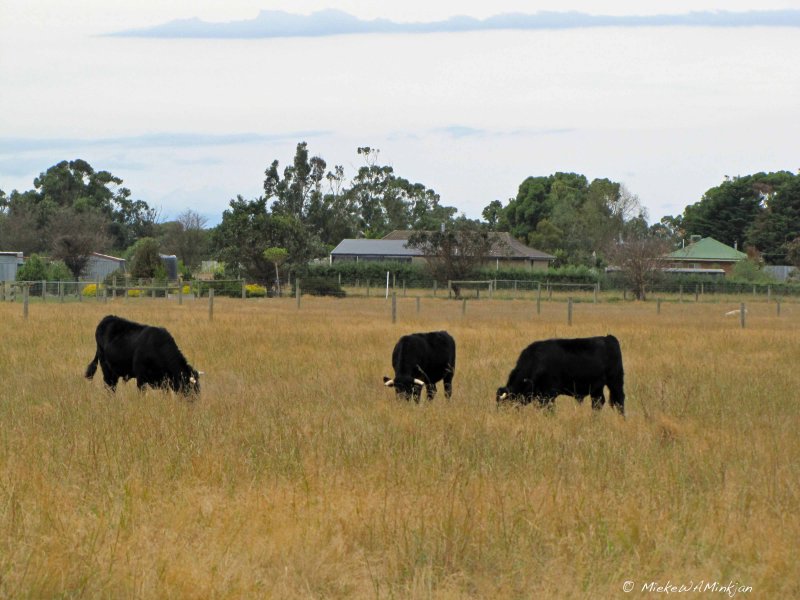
[1,295,798,598]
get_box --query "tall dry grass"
[1,295,798,598]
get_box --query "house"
[84,252,126,281]
[663,237,747,276]
[329,239,425,264]
[379,230,555,271]
[0,251,24,281]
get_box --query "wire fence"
[4,276,795,333]
[4,276,800,304]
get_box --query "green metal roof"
[667,237,747,261]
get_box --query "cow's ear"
[383,376,394,387]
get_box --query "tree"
[681,172,793,251]
[211,196,324,281]
[265,142,327,221]
[16,255,71,282]
[604,234,671,301]
[1,159,157,252]
[486,173,644,267]
[746,173,800,264]
[49,208,111,279]
[158,209,209,271]
[263,247,288,296]
[0,202,44,254]
[407,221,492,298]
[127,238,163,279]
[344,146,456,238]
[482,200,505,230]
[786,237,800,268]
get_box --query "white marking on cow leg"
[413,378,425,386]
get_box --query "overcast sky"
[2,1,799,226]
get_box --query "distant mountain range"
[111,9,800,38]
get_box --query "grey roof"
[382,230,555,260]
[330,239,423,257]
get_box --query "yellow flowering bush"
[246,284,267,298]
[81,284,98,297]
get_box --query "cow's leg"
[590,386,606,410]
[100,361,119,392]
[536,394,556,411]
[425,384,437,401]
[608,383,625,415]
[443,372,453,399]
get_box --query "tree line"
[1,144,798,288]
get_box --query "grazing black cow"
[85,315,200,395]
[496,335,624,413]
[383,330,456,401]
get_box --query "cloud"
[110,9,800,39]
[0,131,330,154]
[431,126,574,139]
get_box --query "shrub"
[296,277,346,297]
[245,284,266,298]
[82,283,99,297]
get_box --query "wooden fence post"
[740,302,746,329]
[462,298,467,316]
[392,292,397,324]
[776,299,781,317]
[536,282,542,315]
[296,279,301,309]
[208,287,214,321]
[657,298,662,314]
[23,283,29,319]
[567,297,573,326]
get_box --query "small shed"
[0,252,24,281]
[84,252,126,281]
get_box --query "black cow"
[85,315,200,395]
[383,331,456,401]
[496,335,624,413]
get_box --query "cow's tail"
[85,352,99,380]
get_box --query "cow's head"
[496,378,533,405]
[496,386,512,404]
[182,368,202,395]
[383,375,425,400]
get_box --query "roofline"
[90,252,126,261]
